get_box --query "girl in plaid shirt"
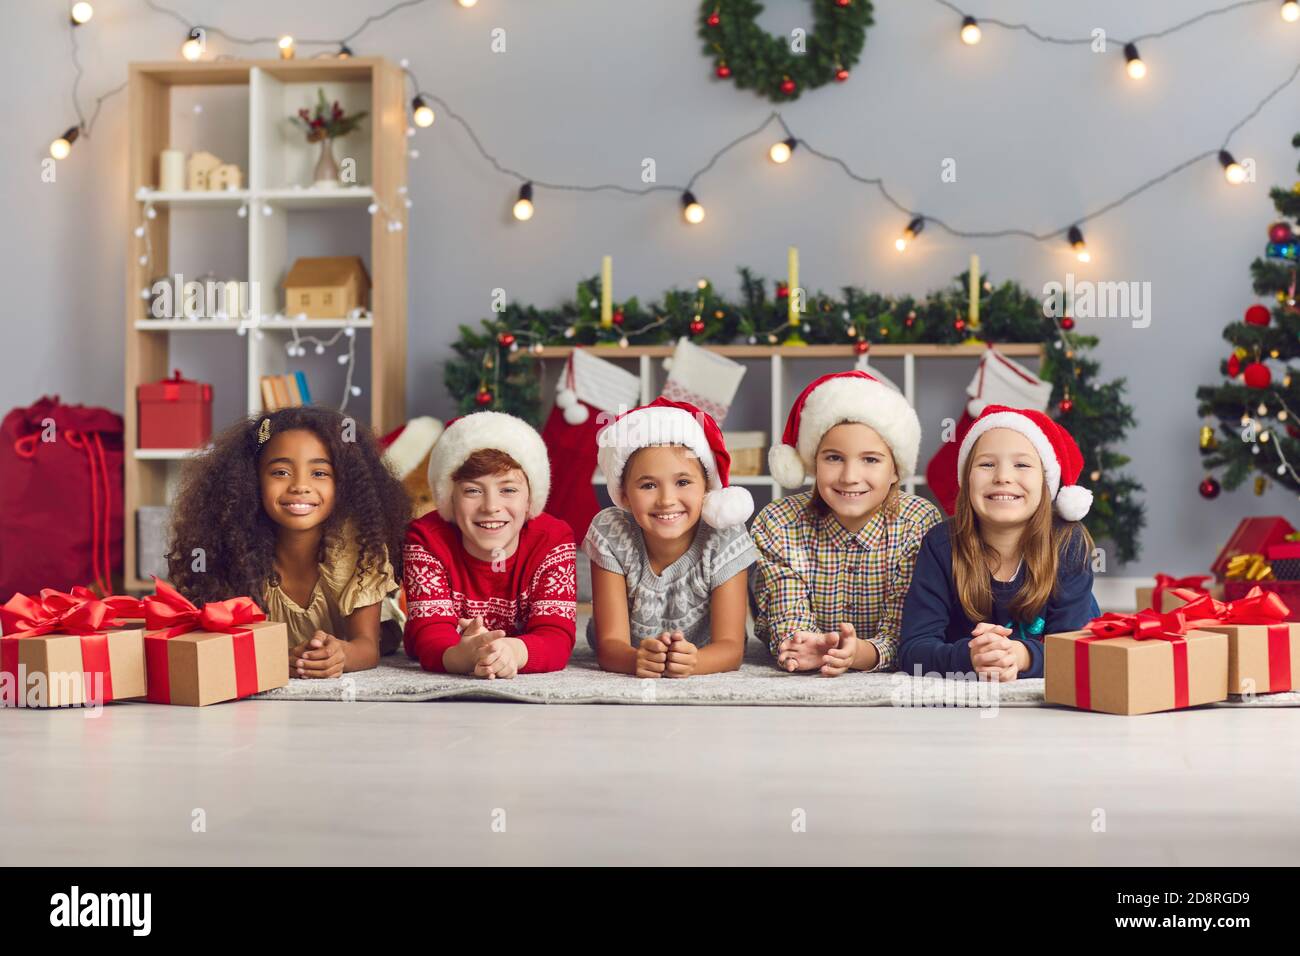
[752,371,942,675]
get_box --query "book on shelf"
[260,373,315,411]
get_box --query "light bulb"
[278,35,295,59]
[1283,1,1300,22]
[769,137,796,164]
[960,16,981,45]
[1259,403,1270,416]
[895,216,924,252]
[70,3,94,25]
[681,191,705,224]
[49,137,72,160]
[181,30,203,61]
[1124,43,1146,79]
[412,96,435,127]
[1220,150,1247,185]
[459,0,479,7]
[512,182,534,221]
[1067,225,1090,262]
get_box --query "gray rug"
[255,624,1300,709]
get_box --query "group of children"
[167,369,1100,684]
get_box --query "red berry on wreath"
[1244,304,1271,326]
[1199,476,1221,500]
[780,77,796,96]
[835,68,850,82]
[612,309,625,326]
[690,318,706,335]
[706,12,720,27]
[836,0,851,6]
[1061,316,1076,331]
[475,388,493,406]
[1058,397,1074,414]
[715,63,731,79]
[497,332,515,347]
[775,282,789,300]
[854,340,869,355]
[1243,362,1272,389]
[954,318,966,332]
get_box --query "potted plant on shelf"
[290,89,368,189]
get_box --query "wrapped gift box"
[1,591,147,708]
[1223,581,1300,621]
[1265,542,1300,581]
[1135,576,1222,613]
[138,370,212,450]
[1044,628,1228,715]
[144,621,288,706]
[1188,621,1299,695]
[1212,517,1295,580]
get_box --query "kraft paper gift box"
[0,590,147,708]
[1161,585,1298,695]
[1135,574,1223,613]
[1044,617,1228,716]
[142,578,288,707]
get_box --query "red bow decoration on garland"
[141,577,266,703]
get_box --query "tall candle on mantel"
[969,253,980,327]
[600,255,613,328]
[788,245,799,325]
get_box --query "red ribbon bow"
[1075,606,1198,711]
[0,587,142,702]
[1149,572,1211,611]
[1169,585,1293,693]
[141,578,265,703]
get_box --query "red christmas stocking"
[541,400,603,543]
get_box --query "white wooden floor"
[2,699,1298,865]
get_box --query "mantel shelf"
[529,343,1044,359]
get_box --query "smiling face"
[451,463,530,562]
[259,428,336,532]
[621,445,706,548]
[966,428,1046,528]
[813,422,898,528]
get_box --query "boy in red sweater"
[403,411,577,677]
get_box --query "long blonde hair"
[951,450,1093,623]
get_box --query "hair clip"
[257,418,272,445]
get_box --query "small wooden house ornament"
[209,163,243,191]
[282,256,371,318]
[186,150,221,190]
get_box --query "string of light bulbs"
[47,0,1300,261]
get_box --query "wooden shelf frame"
[123,57,408,591]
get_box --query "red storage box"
[1212,517,1295,580]
[1223,580,1300,621]
[1267,542,1300,581]
[138,370,212,450]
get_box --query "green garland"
[699,0,873,102]
[1195,131,1300,499]
[444,268,1147,562]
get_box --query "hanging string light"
[70,3,94,25]
[769,137,798,164]
[49,126,79,160]
[277,35,295,59]
[512,182,535,221]
[180,28,204,61]
[959,16,981,45]
[411,96,435,127]
[336,43,354,58]
[1220,150,1248,184]
[1283,1,1300,23]
[1124,43,1147,79]
[895,217,925,252]
[1067,225,1090,262]
[682,191,706,225]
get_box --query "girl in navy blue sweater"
[900,406,1099,681]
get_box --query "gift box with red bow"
[1044,606,1228,715]
[1169,586,1299,695]
[1134,573,1223,613]
[142,578,288,706]
[138,369,212,450]
[1,588,147,708]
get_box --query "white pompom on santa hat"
[768,370,922,489]
[955,404,1094,521]
[596,397,753,529]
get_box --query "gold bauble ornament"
[1255,476,1268,496]
[1199,424,1218,450]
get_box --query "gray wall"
[5,0,1299,574]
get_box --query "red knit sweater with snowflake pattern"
[402,511,577,673]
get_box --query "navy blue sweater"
[898,521,1098,679]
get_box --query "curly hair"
[166,407,412,610]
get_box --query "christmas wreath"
[699,0,874,101]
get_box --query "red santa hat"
[769,370,922,489]
[596,397,753,529]
[955,405,1093,521]
[426,411,551,521]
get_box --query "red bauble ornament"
[1061,316,1076,331]
[1244,304,1271,326]
[1058,398,1074,414]
[611,309,625,326]
[780,78,796,96]
[1268,221,1293,244]
[1227,354,1241,377]
[775,282,789,299]
[835,68,850,82]
[715,63,731,79]
[836,0,851,6]
[1288,424,1300,440]
[689,319,706,335]
[854,340,869,355]
[954,318,966,332]
[1198,476,1221,500]
[475,389,493,406]
[1243,362,1272,389]
[905,310,916,328]
[497,332,515,347]
[706,12,720,27]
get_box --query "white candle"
[160,149,185,192]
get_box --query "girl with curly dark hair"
[166,406,412,679]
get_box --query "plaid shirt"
[749,491,942,671]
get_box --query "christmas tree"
[444,267,1147,561]
[1195,131,1300,501]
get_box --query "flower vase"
[312,138,340,189]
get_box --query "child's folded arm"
[750,517,818,655]
[1026,533,1096,679]
[401,537,460,673]
[515,618,575,673]
[898,531,973,676]
[403,617,460,673]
